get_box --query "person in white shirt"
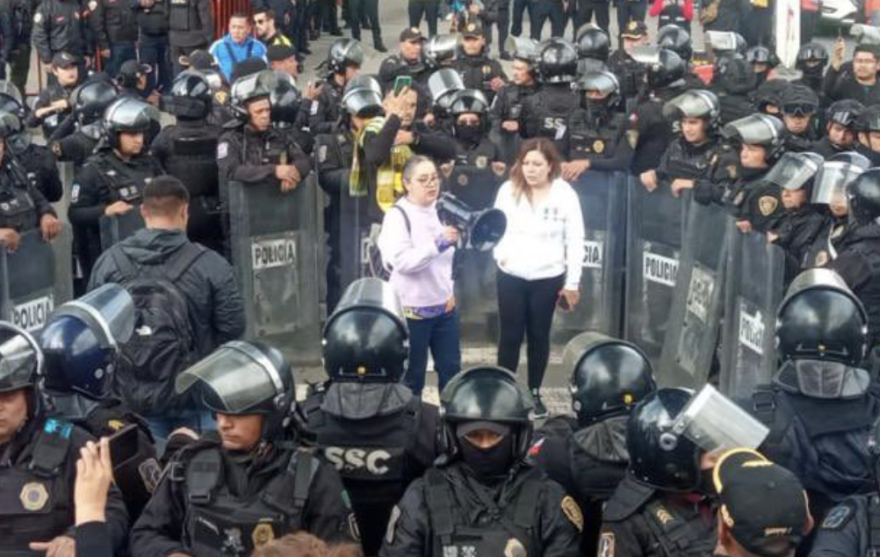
[492,138,585,418]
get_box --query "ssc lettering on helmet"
[738,305,765,355]
[323,447,393,475]
[251,235,297,271]
[583,240,603,269]
[12,295,54,332]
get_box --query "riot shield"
[720,228,785,398]
[99,210,145,251]
[624,181,688,364]
[338,185,373,289]
[658,197,732,389]
[227,176,322,366]
[0,229,57,332]
[163,136,223,254]
[444,165,504,343]
[552,170,628,347]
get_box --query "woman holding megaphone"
[378,155,462,397]
[492,138,585,419]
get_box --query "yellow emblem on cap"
[252,523,275,547]
[20,482,49,512]
[561,495,584,532]
[628,21,638,30]
[357,365,367,375]
[215,91,228,105]
[467,23,476,31]
[107,419,126,432]
[593,140,605,154]
[759,195,779,216]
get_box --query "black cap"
[230,58,269,83]
[182,49,217,71]
[621,19,648,39]
[713,449,809,557]
[52,51,78,69]
[462,20,485,38]
[119,60,151,77]
[400,27,426,42]
[267,44,297,63]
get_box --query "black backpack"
[110,243,206,416]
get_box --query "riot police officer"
[608,20,649,104]
[449,89,504,170]
[38,285,161,520]
[807,154,867,270]
[561,70,632,182]
[0,321,130,555]
[27,51,80,139]
[380,366,584,556]
[794,42,829,98]
[311,39,365,135]
[379,27,430,91]
[152,71,225,254]
[50,77,119,166]
[754,78,789,117]
[520,37,579,147]
[0,111,61,250]
[68,97,163,283]
[490,36,538,164]
[813,100,863,157]
[530,333,657,555]
[297,278,442,556]
[575,24,610,74]
[855,105,880,167]
[746,44,778,86]
[131,340,357,556]
[780,83,821,153]
[655,24,693,69]
[712,57,758,124]
[747,269,880,521]
[451,21,506,105]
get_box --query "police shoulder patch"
[599,532,615,557]
[821,503,854,530]
[561,495,584,532]
[758,195,779,216]
[251,523,274,547]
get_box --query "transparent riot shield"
[0,229,58,332]
[552,170,628,347]
[720,228,785,398]
[658,197,732,389]
[99,210,145,251]
[445,165,504,343]
[624,181,688,364]
[338,186,373,290]
[227,176,322,366]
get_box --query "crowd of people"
[5,0,880,554]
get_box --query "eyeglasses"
[783,103,816,117]
[412,174,440,186]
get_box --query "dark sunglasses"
[783,103,816,117]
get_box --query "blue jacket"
[209,34,267,80]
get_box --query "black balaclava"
[457,421,515,478]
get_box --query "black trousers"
[530,0,565,40]
[577,0,610,31]
[489,8,511,52]
[350,0,382,45]
[408,0,439,36]
[615,0,647,39]
[510,0,533,36]
[496,270,565,390]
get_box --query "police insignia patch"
[458,173,469,186]
[475,155,488,168]
[561,495,584,532]
[758,196,778,216]
[214,91,228,105]
[139,458,162,493]
[467,23,476,31]
[726,164,737,179]
[822,504,853,530]
[251,523,275,547]
[815,251,829,266]
[593,140,605,154]
[20,482,49,511]
[504,538,526,557]
[107,419,125,432]
[599,532,615,557]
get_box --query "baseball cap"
[621,20,648,39]
[119,60,151,77]
[267,44,297,63]
[400,27,426,42]
[713,449,809,557]
[52,51,78,69]
[462,20,485,39]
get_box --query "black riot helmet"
[163,71,213,120]
[575,24,611,61]
[322,278,409,383]
[796,42,829,73]
[723,113,786,162]
[72,78,119,125]
[440,366,534,461]
[777,268,868,366]
[563,332,657,427]
[849,168,880,225]
[656,25,692,63]
[754,79,789,115]
[424,34,459,68]
[268,71,302,127]
[780,83,819,118]
[0,322,43,417]
[0,82,25,119]
[229,69,276,120]
[427,68,465,114]
[38,285,135,400]
[342,74,384,118]
[706,30,747,58]
[535,38,578,84]
[662,89,721,128]
[746,45,778,67]
[575,70,621,112]
[0,110,23,139]
[627,388,701,491]
[630,46,686,89]
[827,99,864,130]
[103,97,161,146]
[857,104,880,133]
[450,89,490,136]
[327,39,365,75]
[177,340,296,442]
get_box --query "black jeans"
[530,0,565,40]
[496,270,565,390]
[488,8,510,52]
[510,0,533,36]
[615,0,647,39]
[139,37,172,92]
[409,0,439,35]
[577,0,610,31]
[350,0,382,45]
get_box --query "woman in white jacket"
[492,138,585,418]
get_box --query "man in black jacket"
[32,0,93,78]
[166,0,213,74]
[825,42,880,106]
[91,0,139,76]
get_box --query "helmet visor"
[722,114,781,145]
[811,161,864,205]
[765,152,823,190]
[662,90,717,121]
[672,385,769,453]
[0,324,40,390]
[50,284,135,350]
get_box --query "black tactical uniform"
[531,333,656,555]
[747,269,879,522]
[0,323,130,554]
[311,39,365,135]
[451,34,506,105]
[380,367,583,557]
[711,58,757,125]
[91,0,139,75]
[449,89,503,168]
[561,71,632,171]
[520,38,579,149]
[31,0,93,65]
[379,52,430,91]
[131,341,356,557]
[779,83,821,153]
[27,79,77,140]
[0,147,56,232]
[811,494,880,556]
[298,279,442,556]
[608,48,646,106]
[166,0,213,73]
[49,77,119,166]
[12,139,63,204]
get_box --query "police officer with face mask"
[296,278,441,556]
[519,38,579,147]
[813,100,863,157]
[131,341,357,556]
[68,97,163,284]
[530,333,657,555]
[748,269,880,523]
[0,322,130,556]
[38,285,161,521]
[380,366,583,556]
[561,70,632,182]
[450,89,503,169]
[50,77,119,166]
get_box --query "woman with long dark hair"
[492,138,585,417]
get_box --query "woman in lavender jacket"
[378,155,462,397]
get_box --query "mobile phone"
[108,424,140,466]
[394,75,412,95]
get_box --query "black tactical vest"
[168,0,202,33]
[0,180,37,232]
[91,153,159,204]
[567,110,626,160]
[640,499,717,557]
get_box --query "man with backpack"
[88,175,246,444]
